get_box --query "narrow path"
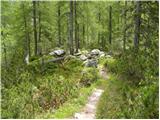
[74,88,104,119]
[74,65,107,119]
[98,65,109,80]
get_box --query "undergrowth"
[96,51,159,119]
[1,56,100,118]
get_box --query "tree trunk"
[38,1,42,55]
[74,1,78,53]
[98,9,101,47]
[82,2,85,48]
[69,1,74,55]
[109,6,112,45]
[134,1,141,49]
[82,24,85,47]
[77,23,80,49]
[22,3,30,64]
[33,1,38,56]
[123,1,127,51]
[58,2,61,46]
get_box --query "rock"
[85,59,98,68]
[81,50,89,55]
[90,49,100,56]
[106,55,112,58]
[99,51,105,57]
[87,53,92,59]
[100,54,105,58]
[74,52,82,56]
[80,54,88,61]
[49,49,65,57]
[74,113,81,119]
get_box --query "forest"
[1,0,159,119]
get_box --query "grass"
[96,56,159,119]
[35,79,106,119]
[96,74,125,119]
[35,57,108,119]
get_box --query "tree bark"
[109,6,112,45]
[82,2,85,48]
[134,1,141,49]
[38,1,42,55]
[74,1,78,53]
[58,2,61,46]
[22,3,30,64]
[77,23,80,49]
[33,1,38,56]
[82,24,85,47]
[98,8,101,47]
[69,1,74,55]
[123,1,127,51]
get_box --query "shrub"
[80,68,99,87]
[36,74,79,109]
[104,57,118,73]
[96,74,159,119]
[1,81,40,118]
[1,57,83,118]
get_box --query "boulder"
[90,49,100,56]
[49,49,65,57]
[106,55,112,58]
[81,50,89,55]
[99,51,105,57]
[80,54,88,61]
[87,53,92,59]
[74,52,82,56]
[85,59,98,67]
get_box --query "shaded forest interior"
[1,1,159,119]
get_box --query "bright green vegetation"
[96,53,159,119]
[2,57,100,118]
[1,0,159,119]
[39,79,106,119]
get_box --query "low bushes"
[80,68,99,87]
[1,57,84,118]
[1,56,99,118]
[96,49,159,119]
[104,57,118,73]
[96,74,159,119]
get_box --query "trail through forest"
[73,65,107,119]
[74,88,104,119]
[1,1,158,119]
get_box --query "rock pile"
[49,49,65,57]
[48,48,112,67]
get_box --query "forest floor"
[73,65,108,119]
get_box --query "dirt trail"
[98,65,109,80]
[74,89,104,119]
[74,65,107,119]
